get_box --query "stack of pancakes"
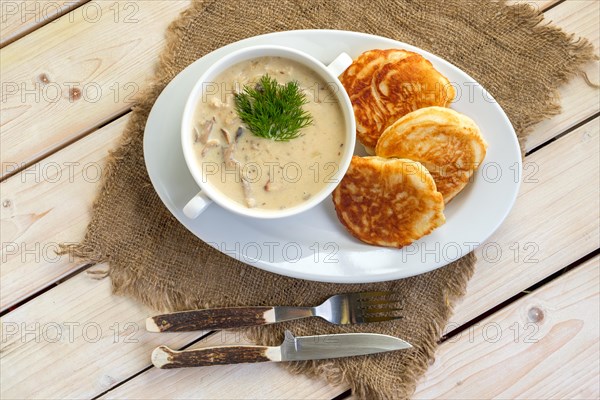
[333,49,488,248]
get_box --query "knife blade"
[152,330,411,369]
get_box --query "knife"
[152,330,411,369]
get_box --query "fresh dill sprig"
[234,74,313,141]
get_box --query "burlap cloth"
[65,1,597,398]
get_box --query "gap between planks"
[0,0,596,182]
[413,255,600,399]
[2,0,598,311]
[0,0,89,48]
[99,254,600,399]
[0,0,191,181]
[345,254,600,400]
[0,0,596,398]
[1,116,597,399]
[440,248,600,343]
[96,112,600,398]
[1,116,127,311]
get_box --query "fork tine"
[362,315,404,323]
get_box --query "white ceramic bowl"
[180,45,356,219]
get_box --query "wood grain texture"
[147,307,274,332]
[0,116,126,311]
[525,0,600,152]
[0,0,550,49]
[414,255,600,399]
[0,0,591,180]
[65,120,600,400]
[1,0,595,315]
[0,269,206,400]
[453,116,599,326]
[546,0,600,51]
[0,1,596,399]
[0,0,88,47]
[101,332,343,400]
[0,0,190,179]
[152,345,274,369]
[1,115,595,398]
[526,59,600,152]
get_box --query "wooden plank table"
[1,1,598,398]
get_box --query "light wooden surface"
[0,116,125,310]
[0,266,204,399]
[0,0,88,47]
[0,0,190,179]
[525,0,600,151]
[2,0,597,313]
[15,98,589,400]
[0,1,598,399]
[415,255,600,399]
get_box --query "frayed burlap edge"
[59,0,598,398]
[494,1,598,155]
[244,252,477,399]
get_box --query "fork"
[146,291,402,332]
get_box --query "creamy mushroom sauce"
[192,56,346,210]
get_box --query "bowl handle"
[326,53,353,77]
[183,191,213,219]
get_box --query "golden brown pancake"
[376,106,488,203]
[340,49,456,151]
[339,49,411,96]
[332,156,445,248]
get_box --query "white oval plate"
[144,30,522,283]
